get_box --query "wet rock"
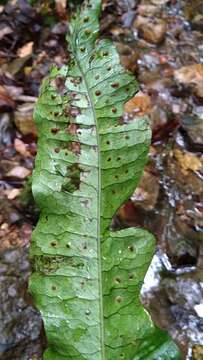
[0,247,43,359]
[135,16,167,44]
[174,64,203,98]
[131,169,160,211]
[180,116,203,152]
[142,252,203,356]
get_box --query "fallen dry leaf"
[7,188,21,200]
[17,41,34,58]
[174,64,203,84]
[174,149,203,175]
[14,103,37,136]
[6,166,31,179]
[0,25,13,40]
[124,91,151,115]
[14,138,30,157]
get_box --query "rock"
[14,103,37,136]
[180,116,203,152]
[174,64,203,98]
[134,16,167,44]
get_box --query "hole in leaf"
[115,277,121,284]
[112,189,116,194]
[128,245,134,252]
[85,309,91,315]
[107,66,112,71]
[125,170,129,174]
[129,274,134,280]
[115,296,123,303]
[95,90,101,96]
[54,112,59,117]
[66,244,70,248]
[107,157,111,162]
[102,51,109,56]
[83,243,87,249]
[115,175,118,179]
[117,157,121,161]
[83,16,89,22]
[80,47,85,52]
[106,141,110,145]
[54,148,60,153]
[112,107,117,113]
[51,242,57,247]
[52,286,57,291]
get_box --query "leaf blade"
[29,1,181,359]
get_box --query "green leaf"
[29,1,181,359]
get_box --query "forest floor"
[0,0,203,359]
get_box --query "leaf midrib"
[73,51,105,359]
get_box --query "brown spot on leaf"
[66,124,78,135]
[111,82,119,88]
[68,141,81,154]
[51,128,60,134]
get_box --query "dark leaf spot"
[83,16,89,22]
[115,277,121,284]
[54,148,60,153]
[51,242,57,247]
[80,47,85,52]
[52,286,57,291]
[85,29,91,35]
[111,82,119,88]
[112,107,117,113]
[117,157,121,161]
[95,90,101,96]
[107,157,111,162]
[102,51,109,56]
[51,128,59,134]
[107,66,112,71]
[125,135,130,140]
